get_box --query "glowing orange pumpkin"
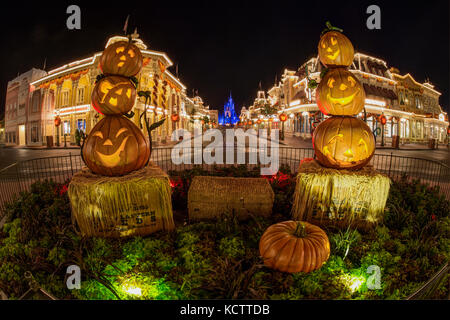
[91,76,136,115]
[316,68,365,116]
[313,117,375,170]
[259,221,330,273]
[171,113,180,122]
[279,113,288,122]
[100,41,143,77]
[82,116,150,176]
[318,31,354,68]
[54,116,61,127]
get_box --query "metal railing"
[0,147,449,215]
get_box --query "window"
[32,94,40,112]
[61,91,69,107]
[63,121,71,134]
[77,119,86,131]
[399,92,405,105]
[77,87,85,104]
[415,96,422,109]
[31,121,39,143]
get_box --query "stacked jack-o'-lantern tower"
[68,36,174,238]
[292,23,391,228]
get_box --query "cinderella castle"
[218,94,239,126]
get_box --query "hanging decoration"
[171,113,180,122]
[54,116,61,127]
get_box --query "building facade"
[241,52,449,144]
[4,69,47,146]
[4,35,211,147]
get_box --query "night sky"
[0,0,448,115]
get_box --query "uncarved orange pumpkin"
[100,41,143,77]
[318,31,354,68]
[91,76,136,115]
[313,116,375,170]
[316,68,365,116]
[82,115,150,176]
[259,221,330,273]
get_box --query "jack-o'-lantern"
[91,76,136,115]
[171,113,180,122]
[82,115,150,176]
[54,116,61,127]
[279,113,288,122]
[313,117,375,170]
[318,31,354,68]
[100,41,143,77]
[316,68,365,116]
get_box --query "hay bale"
[188,176,274,221]
[292,159,390,229]
[68,163,174,238]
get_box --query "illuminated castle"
[218,94,239,126]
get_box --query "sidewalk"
[2,139,180,150]
[281,134,449,151]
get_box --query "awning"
[363,83,397,100]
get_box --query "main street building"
[241,53,449,145]
[3,34,211,147]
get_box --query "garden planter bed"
[0,165,448,300]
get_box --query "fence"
[0,147,449,215]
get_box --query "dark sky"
[0,0,448,115]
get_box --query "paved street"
[0,147,80,169]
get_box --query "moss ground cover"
[0,165,448,300]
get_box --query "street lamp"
[54,116,61,147]
[279,112,288,141]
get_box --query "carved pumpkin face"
[313,117,375,170]
[171,113,180,122]
[82,116,150,176]
[100,41,143,77]
[318,31,354,67]
[91,76,136,115]
[316,69,365,116]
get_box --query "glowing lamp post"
[54,116,61,147]
[279,113,287,140]
[171,112,180,131]
[379,114,387,146]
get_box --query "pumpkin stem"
[321,21,344,36]
[293,222,307,238]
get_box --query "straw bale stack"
[292,159,390,229]
[68,163,174,237]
